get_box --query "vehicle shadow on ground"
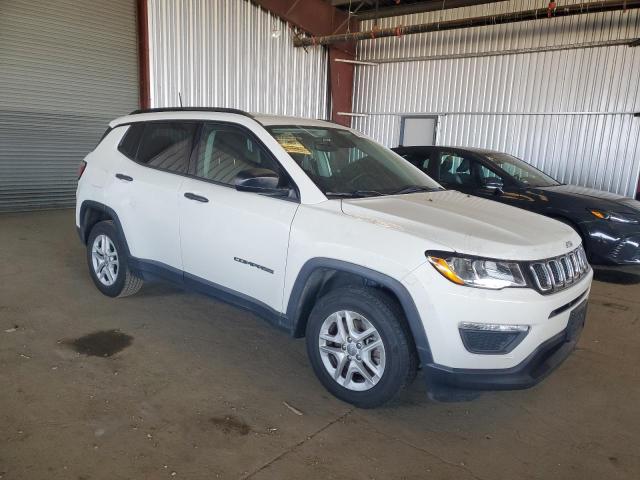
[593,268,640,285]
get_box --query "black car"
[393,145,640,268]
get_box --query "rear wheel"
[86,220,143,297]
[306,286,417,408]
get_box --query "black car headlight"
[426,252,527,289]
[588,209,639,224]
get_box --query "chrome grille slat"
[528,246,590,294]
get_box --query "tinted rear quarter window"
[118,123,144,159]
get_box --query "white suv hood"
[341,190,581,261]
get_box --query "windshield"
[484,152,560,188]
[266,125,443,197]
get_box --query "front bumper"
[424,299,587,391]
[583,223,640,266]
[403,264,593,371]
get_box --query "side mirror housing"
[234,168,291,197]
[484,178,504,193]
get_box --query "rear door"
[178,121,299,312]
[107,121,197,270]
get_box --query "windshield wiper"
[326,190,385,198]
[391,185,444,195]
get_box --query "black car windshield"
[484,152,560,188]
[266,125,443,197]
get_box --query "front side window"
[194,123,290,188]
[437,152,477,187]
[484,152,560,188]
[266,126,442,197]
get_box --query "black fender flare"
[286,257,433,365]
[78,200,132,257]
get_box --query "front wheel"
[86,220,143,298]
[305,287,417,408]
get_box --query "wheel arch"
[286,258,433,365]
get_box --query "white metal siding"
[147,0,328,118]
[352,0,640,197]
[0,0,139,211]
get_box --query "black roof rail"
[129,107,254,118]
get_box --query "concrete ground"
[1,209,639,480]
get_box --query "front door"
[179,122,299,312]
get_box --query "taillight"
[77,160,87,180]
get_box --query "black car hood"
[537,184,640,212]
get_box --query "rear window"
[118,121,198,174]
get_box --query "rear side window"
[118,121,198,174]
[399,151,431,172]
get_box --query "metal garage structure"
[0,0,140,212]
[345,0,640,197]
[146,0,329,118]
[2,0,639,211]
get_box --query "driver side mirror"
[233,168,291,197]
[484,178,504,193]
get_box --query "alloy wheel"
[318,310,386,391]
[91,234,119,286]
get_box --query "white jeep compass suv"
[76,108,593,407]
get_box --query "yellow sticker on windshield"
[276,134,311,155]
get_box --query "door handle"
[115,173,133,182]
[184,192,209,203]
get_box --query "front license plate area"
[566,300,588,341]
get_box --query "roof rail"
[129,107,254,118]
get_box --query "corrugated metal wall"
[147,0,329,119]
[0,0,139,212]
[352,0,640,197]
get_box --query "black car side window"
[400,152,431,172]
[437,152,474,186]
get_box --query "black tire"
[86,220,143,298]
[305,286,417,408]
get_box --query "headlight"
[426,252,526,289]
[588,209,639,224]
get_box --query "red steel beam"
[136,0,150,109]
[252,0,357,126]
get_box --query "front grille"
[529,245,590,294]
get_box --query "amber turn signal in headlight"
[426,252,527,290]
[427,256,465,285]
